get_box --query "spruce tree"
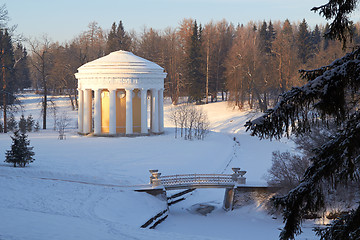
[7,115,16,131]
[105,20,130,54]
[323,23,330,50]
[312,25,322,52]
[246,1,360,239]
[106,22,118,54]
[26,114,34,132]
[187,21,205,103]
[0,28,16,133]
[14,44,31,91]
[116,21,130,50]
[297,19,312,64]
[5,130,35,167]
[267,21,276,48]
[258,21,269,54]
[0,29,16,102]
[259,21,276,55]
[18,114,27,133]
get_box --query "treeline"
[4,17,360,116]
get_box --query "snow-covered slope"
[0,94,315,240]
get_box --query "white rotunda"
[75,50,167,136]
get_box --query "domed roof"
[77,50,164,74]
[75,50,166,90]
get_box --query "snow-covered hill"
[0,94,316,240]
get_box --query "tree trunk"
[68,91,75,110]
[2,52,7,133]
[42,51,47,130]
[205,38,209,104]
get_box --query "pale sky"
[5,0,360,43]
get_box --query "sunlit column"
[94,89,101,135]
[109,89,117,135]
[158,88,164,133]
[151,88,159,133]
[83,89,92,134]
[140,88,148,134]
[77,88,83,133]
[126,89,133,135]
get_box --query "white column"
[77,89,83,133]
[140,88,148,134]
[94,89,101,135]
[83,89,92,134]
[109,89,117,135]
[158,89,164,133]
[151,88,159,133]
[126,89,133,135]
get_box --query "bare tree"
[170,104,209,140]
[56,111,70,140]
[266,151,310,192]
[163,27,183,105]
[0,4,9,28]
[48,43,79,109]
[28,36,52,129]
[226,23,259,110]
[271,20,300,94]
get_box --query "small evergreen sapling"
[7,115,17,132]
[26,114,34,132]
[18,114,27,133]
[34,121,40,132]
[5,130,35,167]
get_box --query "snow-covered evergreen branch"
[273,111,360,239]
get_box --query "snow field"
[0,94,316,239]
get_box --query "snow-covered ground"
[0,94,317,239]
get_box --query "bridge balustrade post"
[237,170,247,184]
[232,168,247,185]
[149,169,161,187]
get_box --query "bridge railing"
[149,168,246,188]
[160,174,234,186]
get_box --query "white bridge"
[149,168,246,190]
